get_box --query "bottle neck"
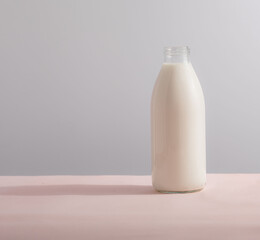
[164,46,190,63]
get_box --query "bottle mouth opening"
[164,46,190,56]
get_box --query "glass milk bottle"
[151,46,206,193]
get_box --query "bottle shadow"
[0,184,160,196]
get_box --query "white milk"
[151,47,206,193]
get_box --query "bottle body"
[151,47,206,192]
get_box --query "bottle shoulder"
[152,62,204,105]
[154,63,200,87]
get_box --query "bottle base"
[156,187,204,194]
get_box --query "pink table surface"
[0,174,260,240]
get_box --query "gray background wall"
[0,0,260,175]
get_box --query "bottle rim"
[164,46,190,56]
